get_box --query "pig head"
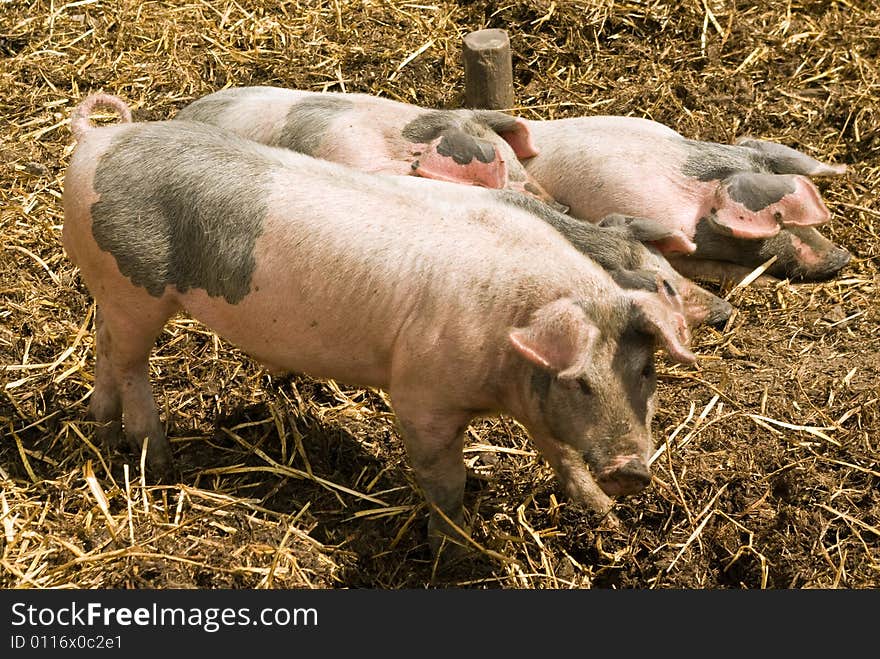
[522,115,851,281]
[507,289,694,516]
[174,86,565,211]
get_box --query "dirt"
[1,0,877,589]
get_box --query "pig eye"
[641,361,655,380]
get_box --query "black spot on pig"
[614,326,656,422]
[90,122,272,304]
[690,218,849,280]
[403,111,501,165]
[401,109,502,143]
[280,95,355,156]
[435,128,496,165]
[401,110,460,143]
[530,369,552,404]
[471,110,520,134]
[680,140,764,181]
[174,87,254,123]
[610,269,660,293]
[723,172,795,211]
[737,138,844,176]
[496,191,661,288]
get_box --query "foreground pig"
[523,115,851,281]
[64,94,695,549]
[175,87,730,325]
[174,85,565,211]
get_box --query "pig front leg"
[529,434,619,526]
[391,399,472,553]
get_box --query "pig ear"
[413,130,507,189]
[472,110,540,159]
[712,172,831,239]
[736,138,848,177]
[599,214,697,255]
[509,299,599,373]
[628,286,696,365]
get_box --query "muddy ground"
[1,1,878,588]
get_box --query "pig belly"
[178,262,398,389]
[562,173,712,238]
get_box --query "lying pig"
[522,115,851,281]
[497,194,732,326]
[65,94,695,548]
[174,85,566,211]
[175,87,730,326]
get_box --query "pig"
[496,194,733,327]
[64,94,696,550]
[173,85,566,212]
[174,87,731,326]
[522,115,851,282]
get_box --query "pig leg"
[529,433,619,526]
[97,300,177,480]
[88,307,123,450]
[391,399,472,552]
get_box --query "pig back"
[523,117,701,225]
[66,119,610,389]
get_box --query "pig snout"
[685,287,733,327]
[789,243,851,281]
[812,245,852,279]
[595,454,652,497]
[765,227,852,281]
[707,300,734,327]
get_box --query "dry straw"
[1,1,878,588]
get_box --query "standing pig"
[174,85,566,211]
[64,94,695,549]
[522,115,851,281]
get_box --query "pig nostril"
[597,458,652,496]
[613,459,651,494]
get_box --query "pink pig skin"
[522,116,851,282]
[174,86,563,211]
[64,95,694,551]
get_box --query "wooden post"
[462,28,514,110]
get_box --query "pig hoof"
[121,436,176,483]
[429,533,472,569]
[427,514,471,558]
[94,419,124,450]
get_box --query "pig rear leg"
[97,301,177,480]
[391,399,472,554]
[88,307,123,450]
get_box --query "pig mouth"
[772,248,851,281]
[592,455,652,497]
